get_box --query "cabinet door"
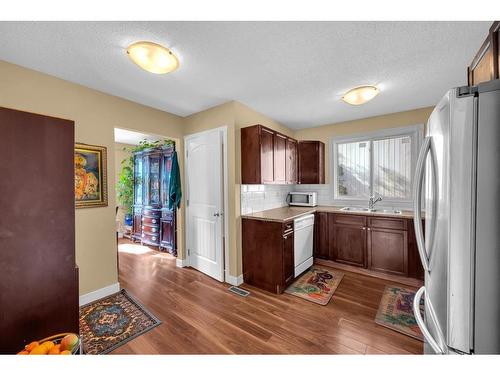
[298,141,325,184]
[260,127,275,184]
[148,155,161,206]
[273,133,287,184]
[368,227,408,276]
[330,223,367,267]
[283,231,294,287]
[314,212,329,259]
[160,211,176,254]
[285,138,297,184]
[134,155,144,205]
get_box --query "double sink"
[340,206,402,215]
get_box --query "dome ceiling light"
[127,41,179,74]
[342,85,379,105]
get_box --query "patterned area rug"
[375,285,424,341]
[80,289,161,354]
[284,268,344,305]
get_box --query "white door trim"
[184,126,229,283]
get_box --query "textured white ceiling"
[0,21,490,129]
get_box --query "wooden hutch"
[132,145,177,255]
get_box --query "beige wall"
[295,107,434,183]
[0,60,185,295]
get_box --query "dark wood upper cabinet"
[285,138,298,184]
[241,125,325,185]
[260,127,275,184]
[468,21,500,86]
[298,140,325,184]
[241,124,297,185]
[273,132,287,184]
[0,107,79,353]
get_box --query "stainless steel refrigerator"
[412,80,500,354]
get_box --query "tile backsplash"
[240,184,333,215]
[240,185,293,215]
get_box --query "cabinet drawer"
[142,216,160,225]
[142,224,160,234]
[142,208,161,217]
[142,232,160,244]
[332,213,366,226]
[368,217,407,231]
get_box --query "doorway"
[184,127,228,282]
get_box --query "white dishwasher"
[293,214,315,277]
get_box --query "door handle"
[413,136,432,272]
[413,286,444,354]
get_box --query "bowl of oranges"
[17,333,80,355]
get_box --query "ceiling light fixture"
[127,41,179,74]
[342,85,379,105]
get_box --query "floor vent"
[228,286,250,297]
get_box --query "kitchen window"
[331,124,424,207]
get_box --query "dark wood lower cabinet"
[242,218,295,294]
[367,227,408,276]
[330,223,367,267]
[316,212,423,280]
[313,212,329,259]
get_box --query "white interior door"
[185,129,224,282]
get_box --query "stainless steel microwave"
[287,192,317,207]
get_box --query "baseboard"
[176,258,189,268]
[225,273,243,286]
[79,282,120,306]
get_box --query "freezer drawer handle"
[413,136,432,272]
[413,286,444,354]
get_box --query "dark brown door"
[298,141,325,184]
[367,227,408,276]
[285,138,297,184]
[0,107,78,353]
[330,215,367,268]
[260,127,274,184]
[314,212,329,259]
[283,230,294,287]
[273,133,287,184]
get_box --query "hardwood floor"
[113,239,423,354]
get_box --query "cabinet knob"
[367,228,371,231]
[152,236,157,241]
[362,227,366,230]
[152,219,157,224]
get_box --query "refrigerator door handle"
[413,136,431,272]
[414,286,444,354]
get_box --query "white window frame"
[330,124,424,209]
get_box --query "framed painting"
[75,143,108,208]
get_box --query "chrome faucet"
[368,195,382,210]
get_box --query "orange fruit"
[40,341,55,351]
[48,344,60,355]
[17,350,29,355]
[60,350,71,355]
[25,341,39,352]
[29,345,50,355]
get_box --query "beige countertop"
[241,205,415,222]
